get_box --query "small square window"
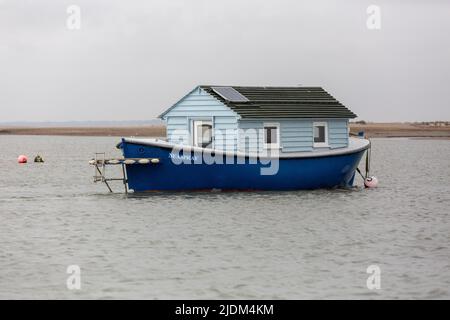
[314,125,326,143]
[263,123,280,149]
[265,126,277,144]
[193,120,213,148]
[313,122,328,147]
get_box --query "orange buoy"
[18,155,28,164]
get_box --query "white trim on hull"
[121,137,370,159]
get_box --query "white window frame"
[313,121,329,148]
[192,119,214,148]
[263,122,280,150]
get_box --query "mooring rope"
[356,167,365,180]
[356,137,371,181]
[365,139,372,178]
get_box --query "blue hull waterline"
[119,138,370,192]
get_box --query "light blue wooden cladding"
[238,120,314,152]
[281,120,313,152]
[238,121,263,153]
[166,116,189,144]
[328,119,349,149]
[214,116,238,152]
[163,86,349,153]
[163,87,239,151]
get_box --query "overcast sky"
[1,0,449,122]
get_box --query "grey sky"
[1,0,449,122]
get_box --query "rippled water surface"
[0,136,449,299]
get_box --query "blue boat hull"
[120,139,367,192]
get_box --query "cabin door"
[192,120,213,148]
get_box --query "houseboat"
[113,85,370,191]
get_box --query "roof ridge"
[200,85,323,89]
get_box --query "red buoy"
[18,155,28,164]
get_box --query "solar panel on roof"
[211,86,249,102]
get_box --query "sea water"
[0,136,449,299]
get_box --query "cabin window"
[263,123,280,149]
[193,120,213,148]
[313,122,328,147]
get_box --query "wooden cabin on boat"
[159,86,357,154]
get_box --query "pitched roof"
[201,85,357,119]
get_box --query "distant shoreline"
[0,123,449,139]
[0,126,166,137]
[349,123,450,139]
